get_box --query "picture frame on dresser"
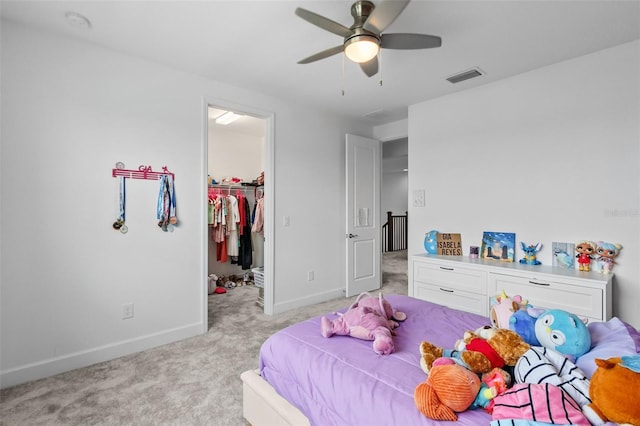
[481,231,516,262]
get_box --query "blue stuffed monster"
[509,307,542,346]
[534,309,591,361]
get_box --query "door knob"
[347,233,358,238]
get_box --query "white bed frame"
[241,369,311,426]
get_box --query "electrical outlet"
[122,303,134,319]
[307,271,314,281]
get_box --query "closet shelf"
[113,165,174,180]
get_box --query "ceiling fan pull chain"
[341,53,345,96]
[378,51,383,87]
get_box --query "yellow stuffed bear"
[420,327,530,374]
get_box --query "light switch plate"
[413,189,425,207]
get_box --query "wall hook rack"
[112,164,175,180]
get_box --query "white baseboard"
[0,322,203,389]
[272,288,345,314]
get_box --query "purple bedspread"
[259,295,494,425]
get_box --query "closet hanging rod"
[208,183,259,189]
[112,165,174,180]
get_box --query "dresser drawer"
[489,272,604,322]
[413,261,487,295]
[414,283,488,316]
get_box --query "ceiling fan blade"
[362,0,410,34]
[381,33,442,49]
[360,56,379,77]
[295,7,352,38]
[297,45,344,64]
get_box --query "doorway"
[381,137,408,291]
[204,101,274,325]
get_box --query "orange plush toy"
[583,355,640,425]
[414,362,481,421]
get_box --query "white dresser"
[409,254,613,322]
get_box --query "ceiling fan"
[295,0,442,77]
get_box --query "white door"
[345,134,381,297]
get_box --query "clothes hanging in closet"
[208,187,255,270]
[251,196,264,235]
[238,195,253,269]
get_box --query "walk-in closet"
[207,106,266,311]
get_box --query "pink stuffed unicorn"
[490,290,527,329]
[320,293,406,355]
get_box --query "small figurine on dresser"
[519,242,542,265]
[594,241,623,274]
[575,240,596,271]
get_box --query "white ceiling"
[2,1,639,126]
[208,106,266,137]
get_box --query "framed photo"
[552,241,575,269]
[481,232,516,262]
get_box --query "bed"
[241,294,640,426]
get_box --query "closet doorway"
[206,104,271,320]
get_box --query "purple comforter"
[259,295,494,425]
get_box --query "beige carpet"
[0,251,408,425]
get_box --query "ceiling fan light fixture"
[344,35,379,63]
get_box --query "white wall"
[0,20,372,387]
[208,124,264,183]
[408,41,640,328]
[382,171,408,216]
[382,138,408,216]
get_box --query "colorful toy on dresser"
[575,240,597,271]
[519,242,542,265]
[575,240,623,273]
[593,241,623,274]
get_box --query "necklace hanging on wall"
[113,162,128,234]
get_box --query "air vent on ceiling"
[446,67,484,84]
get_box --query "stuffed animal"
[583,355,640,425]
[482,367,512,396]
[207,274,219,294]
[350,292,407,325]
[519,242,542,265]
[320,293,406,355]
[489,290,528,329]
[414,362,482,421]
[534,309,591,362]
[472,383,497,410]
[509,306,543,346]
[419,327,530,374]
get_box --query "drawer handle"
[529,280,551,286]
[439,287,454,293]
[439,267,454,271]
